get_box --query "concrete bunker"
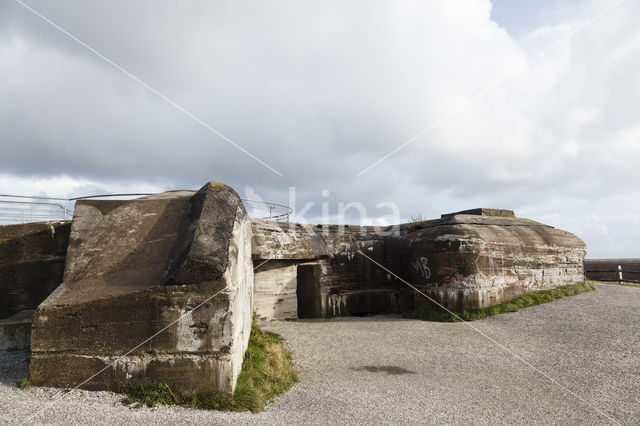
[0,182,587,396]
[28,182,254,394]
[251,208,586,319]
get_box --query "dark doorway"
[296,263,322,318]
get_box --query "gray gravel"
[1,283,638,425]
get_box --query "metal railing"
[0,196,73,224]
[0,192,291,224]
[241,198,292,221]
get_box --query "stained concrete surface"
[1,283,638,425]
[29,183,254,394]
[0,310,33,350]
[252,211,586,318]
[0,221,70,316]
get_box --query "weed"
[16,378,32,389]
[406,213,427,231]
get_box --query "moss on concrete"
[405,281,597,322]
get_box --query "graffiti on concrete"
[412,256,431,280]
[435,247,465,286]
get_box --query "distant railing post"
[618,264,623,284]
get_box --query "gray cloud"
[1,0,639,258]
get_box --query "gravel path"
[1,283,638,425]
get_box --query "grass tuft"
[121,318,298,413]
[406,213,427,230]
[16,377,32,389]
[405,281,597,322]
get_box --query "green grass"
[16,378,33,389]
[122,319,298,413]
[598,281,640,288]
[405,281,597,322]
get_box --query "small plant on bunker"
[407,213,427,230]
[409,213,425,223]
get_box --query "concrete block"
[29,183,253,395]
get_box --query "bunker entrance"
[296,263,321,318]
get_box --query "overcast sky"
[1,0,638,258]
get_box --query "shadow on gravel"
[0,350,30,387]
[286,314,413,323]
[352,365,415,375]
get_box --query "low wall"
[0,221,70,318]
[585,259,640,283]
[0,310,34,350]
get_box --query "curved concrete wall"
[252,210,586,316]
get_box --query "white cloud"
[0,174,168,199]
[0,0,639,257]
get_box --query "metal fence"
[585,258,640,284]
[0,193,292,224]
[241,198,291,221]
[0,195,73,224]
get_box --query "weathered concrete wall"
[0,221,70,318]
[251,220,327,260]
[251,221,406,318]
[252,209,586,316]
[251,221,321,320]
[314,225,394,317]
[253,260,298,321]
[29,183,253,395]
[386,211,586,310]
[0,310,34,350]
